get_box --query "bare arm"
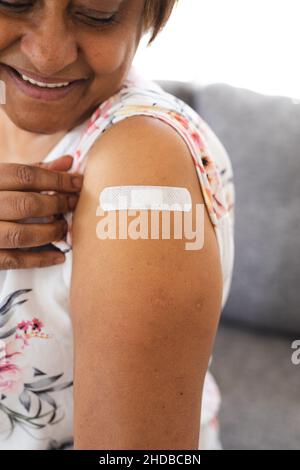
[70,116,223,449]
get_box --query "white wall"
[133,0,300,101]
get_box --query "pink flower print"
[86,107,102,129]
[170,111,190,130]
[91,106,102,122]
[86,100,112,132]
[191,131,205,150]
[15,318,50,344]
[202,154,222,194]
[74,149,81,162]
[99,99,114,117]
[0,338,30,396]
[0,317,51,396]
[202,153,215,173]
[86,122,100,136]
[0,362,23,396]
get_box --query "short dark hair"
[142,0,179,46]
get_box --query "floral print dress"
[0,65,235,450]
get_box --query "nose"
[20,13,78,77]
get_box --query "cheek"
[0,20,20,49]
[80,34,130,76]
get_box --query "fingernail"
[72,175,83,189]
[68,195,78,210]
[54,254,65,264]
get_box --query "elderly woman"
[0,0,234,450]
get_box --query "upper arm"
[70,115,223,450]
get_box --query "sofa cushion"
[211,323,300,449]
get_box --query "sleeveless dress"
[0,65,235,450]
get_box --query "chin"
[19,121,63,135]
[4,106,71,135]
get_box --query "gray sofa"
[157,80,300,450]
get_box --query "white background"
[134,0,300,101]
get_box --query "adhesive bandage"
[99,186,192,212]
[0,80,6,104]
[96,185,204,251]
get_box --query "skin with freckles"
[0,0,145,163]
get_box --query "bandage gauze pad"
[99,186,192,212]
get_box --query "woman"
[0,0,234,450]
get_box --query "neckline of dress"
[41,65,141,166]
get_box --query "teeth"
[20,73,70,88]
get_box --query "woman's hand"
[0,155,83,270]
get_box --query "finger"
[33,155,74,172]
[0,219,68,249]
[0,249,66,270]
[18,215,60,224]
[0,162,83,193]
[0,191,79,220]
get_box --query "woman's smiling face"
[0,0,145,134]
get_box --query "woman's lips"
[9,65,84,84]
[2,64,86,101]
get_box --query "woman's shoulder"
[73,67,235,232]
[73,68,235,229]
[107,67,234,178]
[75,67,233,182]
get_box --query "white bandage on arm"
[99,186,192,212]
